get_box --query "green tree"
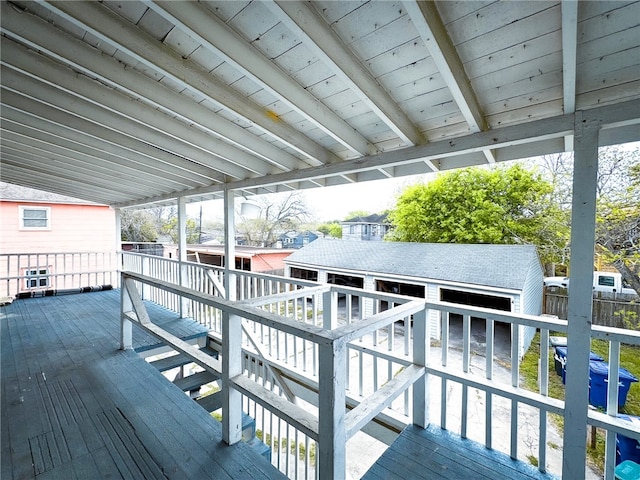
[595,147,640,293]
[537,145,640,288]
[388,164,567,266]
[344,210,370,220]
[317,222,342,238]
[120,209,158,242]
[162,217,200,244]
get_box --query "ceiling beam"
[0,35,267,178]
[0,3,312,172]
[403,0,487,134]
[561,0,579,151]
[266,0,425,147]
[1,65,252,180]
[37,0,337,166]
[114,99,639,208]
[146,0,376,157]
[2,106,205,189]
[0,95,216,187]
[0,159,137,204]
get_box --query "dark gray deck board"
[363,424,558,480]
[1,289,284,480]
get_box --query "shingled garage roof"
[285,238,541,291]
[0,1,638,208]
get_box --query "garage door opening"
[328,273,364,319]
[327,273,364,289]
[440,289,511,311]
[441,288,512,361]
[289,267,318,282]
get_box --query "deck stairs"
[147,346,271,461]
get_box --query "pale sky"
[188,174,430,224]
[301,175,428,221]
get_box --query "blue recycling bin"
[589,361,638,409]
[616,460,640,479]
[617,416,640,465]
[554,347,603,384]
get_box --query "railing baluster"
[539,328,549,473]
[485,318,494,449]
[441,310,449,430]
[510,325,520,459]
[461,314,470,439]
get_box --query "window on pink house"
[24,268,50,289]
[19,206,51,229]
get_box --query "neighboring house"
[284,238,544,359]
[185,245,295,275]
[0,182,116,294]
[277,230,320,249]
[341,213,391,241]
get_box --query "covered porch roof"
[1,1,638,208]
[1,2,639,480]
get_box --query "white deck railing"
[119,251,640,480]
[0,251,119,298]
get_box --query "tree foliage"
[236,192,310,247]
[318,222,342,238]
[120,206,200,244]
[594,146,640,290]
[120,209,158,242]
[388,165,565,263]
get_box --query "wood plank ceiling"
[1,1,639,208]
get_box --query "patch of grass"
[520,332,640,475]
[589,340,640,416]
[527,455,539,467]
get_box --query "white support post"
[222,311,242,444]
[223,189,237,301]
[318,338,346,480]
[141,255,150,300]
[120,278,133,350]
[562,113,599,480]
[412,306,428,428]
[114,208,122,288]
[178,196,189,317]
[322,289,337,330]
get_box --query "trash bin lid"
[589,361,639,382]
[555,346,567,358]
[554,347,603,361]
[615,460,640,480]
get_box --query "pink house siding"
[0,201,116,254]
[0,193,117,295]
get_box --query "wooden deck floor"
[362,424,558,480]
[1,290,285,480]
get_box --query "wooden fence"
[544,291,639,329]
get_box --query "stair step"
[173,370,219,392]
[196,391,223,412]
[149,346,219,372]
[246,436,272,461]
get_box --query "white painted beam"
[562,0,579,152]
[267,0,425,147]
[37,0,336,166]
[113,98,640,208]
[1,55,260,179]
[403,0,487,133]
[0,93,216,186]
[0,6,314,172]
[146,0,376,157]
